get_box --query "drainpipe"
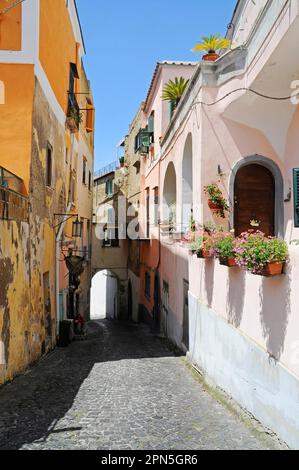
[55,134,76,335]
[55,202,72,335]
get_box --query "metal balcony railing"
[0,167,28,221]
[94,161,119,179]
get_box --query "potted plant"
[66,106,83,133]
[119,156,125,168]
[192,34,232,62]
[203,221,224,236]
[234,231,288,276]
[162,77,190,115]
[201,235,214,258]
[212,232,237,267]
[204,183,229,218]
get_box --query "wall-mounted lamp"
[218,165,224,177]
[54,213,82,238]
[72,216,83,238]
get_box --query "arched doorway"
[90,270,118,320]
[182,133,193,232]
[234,164,275,236]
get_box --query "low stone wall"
[188,293,299,449]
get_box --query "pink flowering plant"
[183,226,205,254]
[211,232,235,258]
[234,230,288,274]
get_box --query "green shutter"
[294,169,299,227]
[148,115,155,134]
[140,130,151,148]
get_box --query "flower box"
[219,257,237,267]
[256,262,285,277]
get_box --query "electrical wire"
[0,0,26,16]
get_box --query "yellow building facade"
[0,0,94,385]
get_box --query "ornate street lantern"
[72,217,82,238]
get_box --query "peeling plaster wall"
[0,77,66,385]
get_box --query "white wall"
[188,293,299,449]
[90,270,118,320]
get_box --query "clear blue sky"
[76,0,237,171]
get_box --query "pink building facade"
[157,0,299,448]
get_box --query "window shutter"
[294,169,299,227]
[85,103,94,133]
[148,114,155,134]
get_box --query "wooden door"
[234,164,275,236]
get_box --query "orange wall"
[39,0,79,113]
[0,64,34,190]
[0,2,21,51]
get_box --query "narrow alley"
[0,321,283,450]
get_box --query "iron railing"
[0,187,28,221]
[94,161,119,179]
[0,167,28,221]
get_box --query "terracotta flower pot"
[202,52,220,62]
[208,200,223,211]
[66,117,78,134]
[197,250,212,259]
[259,262,285,277]
[219,257,237,267]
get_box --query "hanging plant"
[204,183,229,218]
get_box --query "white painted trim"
[0,81,5,104]
[35,60,66,127]
[0,0,39,63]
[67,0,85,55]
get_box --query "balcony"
[0,167,28,221]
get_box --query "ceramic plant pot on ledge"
[197,250,213,259]
[219,257,237,267]
[256,262,285,277]
[202,52,220,62]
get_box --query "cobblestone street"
[0,321,283,450]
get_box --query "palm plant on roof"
[192,34,231,61]
[162,77,190,114]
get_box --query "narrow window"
[105,178,113,197]
[82,158,87,184]
[46,143,53,187]
[145,272,151,299]
[154,187,159,226]
[88,171,92,191]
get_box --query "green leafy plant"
[192,34,231,54]
[211,232,235,258]
[204,183,229,218]
[234,231,288,274]
[67,106,83,128]
[162,77,190,111]
[203,221,224,235]
[189,211,196,232]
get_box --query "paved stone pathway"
[0,320,283,450]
